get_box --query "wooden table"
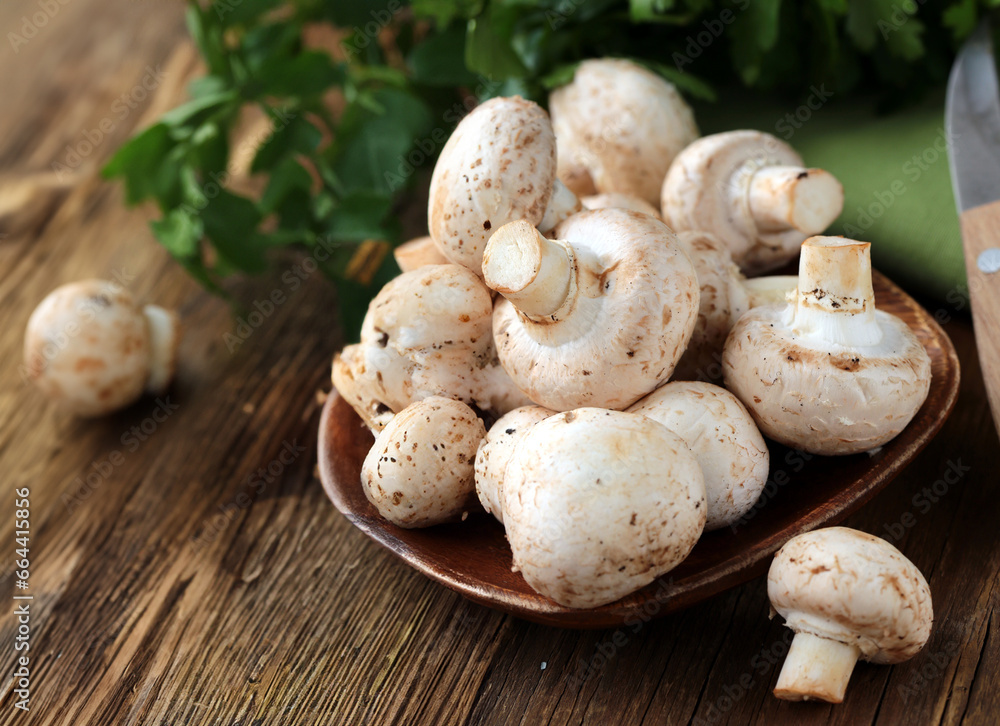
[1,1,997,723]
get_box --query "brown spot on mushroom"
[74,357,107,372]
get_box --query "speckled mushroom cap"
[581,193,662,219]
[474,405,554,524]
[661,130,844,275]
[361,396,486,528]
[502,408,706,609]
[393,235,450,272]
[487,209,700,411]
[550,58,698,206]
[768,527,933,664]
[428,96,578,276]
[332,264,531,432]
[723,237,931,455]
[23,279,180,417]
[671,231,750,382]
[628,381,768,531]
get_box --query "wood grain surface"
[0,1,997,724]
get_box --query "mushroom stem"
[539,180,582,233]
[143,305,180,394]
[749,166,843,235]
[790,236,883,347]
[774,631,861,703]
[743,275,798,308]
[482,220,574,319]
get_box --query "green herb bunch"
[104,0,995,335]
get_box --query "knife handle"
[960,199,1000,431]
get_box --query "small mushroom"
[628,381,769,531]
[23,279,180,416]
[332,264,531,432]
[393,236,449,272]
[768,527,933,703]
[550,58,698,207]
[742,275,799,308]
[484,209,700,411]
[661,131,844,275]
[723,236,932,455]
[361,396,486,528]
[474,405,554,524]
[428,96,581,276]
[502,408,706,608]
[581,193,662,219]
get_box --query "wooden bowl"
[317,270,960,628]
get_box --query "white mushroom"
[361,396,486,528]
[484,209,700,410]
[474,405,554,524]
[581,193,662,219]
[393,235,449,272]
[628,381,768,531]
[428,96,580,276]
[332,264,531,432]
[23,279,180,416]
[768,527,933,703]
[550,58,698,207]
[661,131,844,275]
[723,236,932,455]
[502,408,706,608]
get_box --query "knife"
[946,21,1000,432]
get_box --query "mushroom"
[723,236,932,454]
[502,408,706,608]
[628,381,768,531]
[23,279,180,417]
[474,404,554,524]
[550,58,698,207]
[332,264,531,432]
[484,209,700,411]
[393,235,449,272]
[581,193,662,219]
[661,130,844,275]
[428,96,581,276]
[361,396,486,528]
[768,527,933,703]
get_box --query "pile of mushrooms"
[332,59,936,704]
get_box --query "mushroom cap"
[428,96,558,275]
[492,209,700,411]
[394,235,450,273]
[361,396,486,528]
[662,131,819,275]
[550,59,698,206]
[474,405,554,524]
[331,264,531,431]
[671,231,750,382]
[628,381,768,530]
[768,527,933,664]
[581,193,662,220]
[24,279,152,416]
[503,408,706,608]
[722,304,932,455]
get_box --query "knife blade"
[946,20,1000,434]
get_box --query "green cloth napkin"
[696,91,966,302]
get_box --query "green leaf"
[102,123,175,204]
[189,122,229,174]
[151,209,202,258]
[730,0,784,84]
[214,0,283,27]
[260,157,313,214]
[199,189,267,272]
[160,92,238,127]
[412,0,483,27]
[326,0,407,28]
[942,0,978,40]
[540,62,579,90]
[255,51,345,98]
[186,5,228,78]
[466,12,527,79]
[327,191,394,242]
[250,114,322,172]
[409,25,479,86]
[630,0,709,24]
[644,62,717,101]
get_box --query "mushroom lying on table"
[484,209,700,411]
[332,264,531,432]
[502,408,706,608]
[550,58,698,207]
[628,381,769,531]
[362,396,486,528]
[723,236,932,455]
[662,130,844,275]
[23,279,180,416]
[428,96,581,276]
[768,527,933,703]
